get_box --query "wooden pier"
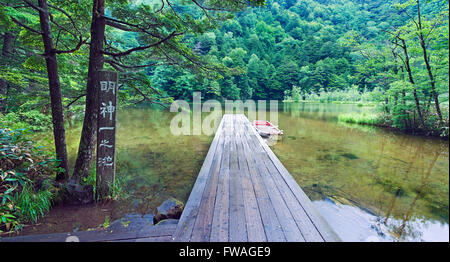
[173,114,340,242]
[1,114,339,242]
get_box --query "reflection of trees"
[395,147,441,239]
[284,102,339,121]
[281,103,447,240]
[384,142,421,224]
[372,132,388,217]
[369,134,445,240]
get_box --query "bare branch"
[54,35,88,54]
[192,0,212,20]
[156,0,165,13]
[166,0,182,21]
[66,93,86,108]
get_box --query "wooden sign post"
[96,71,118,200]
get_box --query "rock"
[108,213,154,233]
[64,180,94,205]
[153,198,184,224]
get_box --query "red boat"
[253,120,283,138]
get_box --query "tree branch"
[104,16,160,35]
[10,17,42,34]
[54,35,88,54]
[102,31,181,57]
[105,59,174,70]
[22,0,44,12]
[129,84,168,108]
[66,93,86,108]
[47,3,81,35]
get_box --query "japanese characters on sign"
[96,71,118,199]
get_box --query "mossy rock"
[153,197,184,224]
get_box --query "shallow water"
[277,102,449,242]
[16,103,450,241]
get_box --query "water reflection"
[314,198,449,242]
[277,102,449,241]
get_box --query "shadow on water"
[15,102,449,241]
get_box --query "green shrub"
[0,128,59,234]
[13,183,53,223]
[0,110,52,132]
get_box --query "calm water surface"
[276,103,449,242]
[19,102,449,241]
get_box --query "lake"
[18,102,449,242]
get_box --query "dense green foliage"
[0,129,59,233]
[1,0,448,132]
[149,0,449,136]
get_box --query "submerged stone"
[341,153,359,160]
[153,198,184,224]
[108,213,154,233]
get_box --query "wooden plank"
[248,130,323,242]
[173,115,226,241]
[244,120,305,242]
[244,116,341,242]
[1,224,176,242]
[228,115,248,242]
[240,122,286,242]
[190,130,224,241]
[210,126,231,242]
[235,119,267,242]
[137,224,177,238]
[132,236,173,242]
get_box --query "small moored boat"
[253,120,283,138]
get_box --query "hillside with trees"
[150,0,449,135]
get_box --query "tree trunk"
[0,78,6,113]
[2,32,13,56]
[0,32,14,113]
[400,38,425,128]
[71,0,106,183]
[416,0,443,121]
[37,0,69,181]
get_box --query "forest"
[0,0,448,241]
